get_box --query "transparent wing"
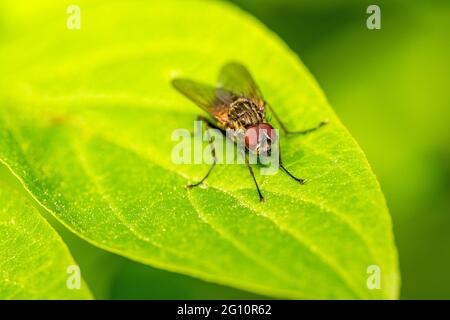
[171,78,234,115]
[218,62,263,100]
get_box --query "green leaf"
[0,180,92,299]
[0,0,399,299]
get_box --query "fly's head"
[244,123,277,155]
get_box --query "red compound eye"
[258,123,276,141]
[244,126,258,150]
[244,123,275,152]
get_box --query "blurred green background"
[1,0,449,299]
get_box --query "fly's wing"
[218,62,265,109]
[172,78,234,125]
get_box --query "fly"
[172,62,327,202]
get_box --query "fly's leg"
[240,150,264,202]
[268,104,328,135]
[192,115,221,134]
[280,162,306,184]
[279,148,306,184]
[187,116,220,188]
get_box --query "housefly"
[172,62,327,202]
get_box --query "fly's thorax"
[228,97,265,129]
